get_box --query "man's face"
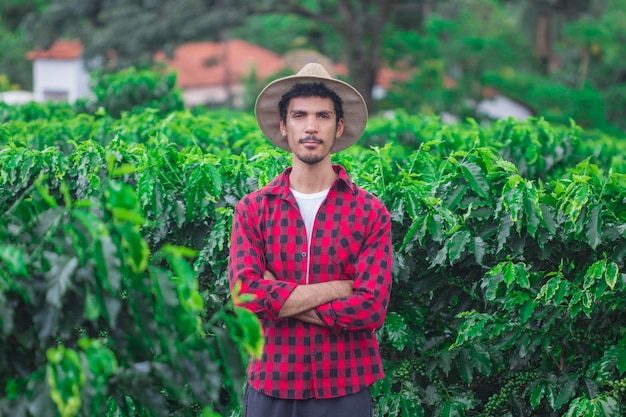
[279,96,344,165]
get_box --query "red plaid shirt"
[228,165,392,399]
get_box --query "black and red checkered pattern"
[228,165,392,399]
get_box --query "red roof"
[26,39,83,60]
[332,63,412,90]
[155,39,285,88]
[25,38,416,91]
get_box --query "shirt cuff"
[315,302,338,329]
[265,280,298,319]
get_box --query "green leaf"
[530,382,546,409]
[519,300,536,324]
[581,377,599,400]
[566,183,590,223]
[515,263,530,289]
[94,235,122,293]
[524,181,541,237]
[456,349,473,384]
[597,396,619,416]
[497,215,513,252]
[234,306,264,358]
[400,393,424,417]
[447,230,471,264]
[545,382,558,410]
[583,259,605,290]
[427,214,444,242]
[136,169,155,210]
[46,345,85,417]
[443,182,468,210]
[451,311,492,349]
[119,225,149,274]
[439,394,475,417]
[538,203,557,238]
[470,236,485,265]
[206,162,223,196]
[536,275,561,304]
[440,401,461,417]
[460,161,489,199]
[585,204,602,250]
[605,262,619,291]
[503,261,516,287]
[400,220,422,251]
[482,265,504,301]
[110,163,137,177]
[555,373,579,410]
[616,345,626,376]
[469,344,492,375]
[565,397,591,417]
[0,244,28,275]
[503,176,524,231]
[44,252,79,308]
[384,312,409,351]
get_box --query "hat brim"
[255,74,368,153]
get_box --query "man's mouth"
[299,136,323,145]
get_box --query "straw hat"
[254,63,368,153]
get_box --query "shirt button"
[301,252,307,258]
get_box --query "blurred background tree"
[19,0,415,114]
[0,0,49,90]
[0,0,625,133]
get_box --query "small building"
[0,91,35,105]
[25,39,406,109]
[154,39,285,108]
[26,40,91,103]
[476,87,534,120]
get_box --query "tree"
[519,0,606,74]
[254,0,397,114]
[26,0,421,114]
[24,0,248,69]
[0,0,51,89]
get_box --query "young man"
[228,63,392,417]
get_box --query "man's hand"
[264,270,277,281]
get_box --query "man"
[228,63,392,417]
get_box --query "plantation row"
[0,103,625,417]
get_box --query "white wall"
[32,59,90,103]
[476,95,533,120]
[183,84,245,108]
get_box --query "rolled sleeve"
[315,208,392,332]
[228,197,298,320]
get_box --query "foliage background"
[1,0,626,134]
[1,69,625,416]
[1,0,626,415]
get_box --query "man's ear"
[335,118,345,138]
[279,119,287,137]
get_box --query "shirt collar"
[263,165,356,198]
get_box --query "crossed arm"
[263,270,353,326]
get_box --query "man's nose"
[304,116,318,133]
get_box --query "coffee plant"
[1,98,625,416]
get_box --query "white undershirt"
[290,187,330,283]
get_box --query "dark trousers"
[242,385,373,417]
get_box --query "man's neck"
[289,160,337,194]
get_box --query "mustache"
[298,135,323,144]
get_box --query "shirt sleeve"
[228,197,297,320]
[315,205,392,332]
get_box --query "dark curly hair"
[278,82,344,127]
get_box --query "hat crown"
[297,63,332,79]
